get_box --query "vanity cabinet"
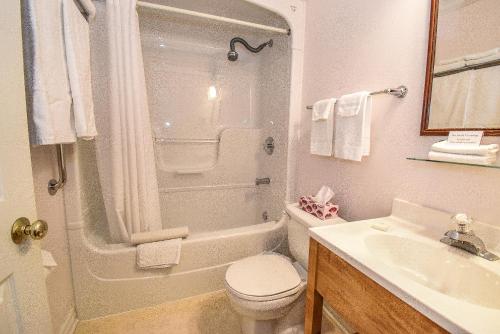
[304,239,447,334]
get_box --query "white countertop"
[309,199,500,334]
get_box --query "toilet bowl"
[225,253,307,334]
[225,204,347,334]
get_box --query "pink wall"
[296,0,500,226]
[435,0,499,62]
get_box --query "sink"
[308,199,500,333]
[364,234,500,309]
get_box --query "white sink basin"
[309,199,500,334]
[364,234,500,310]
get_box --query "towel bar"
[48,144,67,195]
[306,85,408,109]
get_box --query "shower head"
[227,37,273,61]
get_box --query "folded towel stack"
[429,141,499,165]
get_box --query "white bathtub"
[67,218,286,320]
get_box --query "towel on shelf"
[465,47,500,66]
[334,91,372,161]
[428,151,497,165]
[463,66,500,128]
[23,0,75,145]
[136,239,182,269]
[62,0,97,140]
[76,0,96,20]
[310,98,336,156]
[431,141,499,156]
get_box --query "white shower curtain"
[96,0,162,243]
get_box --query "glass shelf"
[407,157,500,170]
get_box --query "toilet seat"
[225,253,303,302]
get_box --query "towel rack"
[306,85,408,110]
[48,144,67,195]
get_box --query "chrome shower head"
[227,50,239,61]
[227,37,273,62]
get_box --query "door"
[0,1,53,333]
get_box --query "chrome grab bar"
[48,144,67,195]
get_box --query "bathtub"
[67,218,286,320]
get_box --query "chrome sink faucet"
[440,214,499,261]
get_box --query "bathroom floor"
[75,290,339,334]
[75,290,241,334]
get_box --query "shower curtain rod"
[137,1,290,35]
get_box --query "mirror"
[421,0,500,136]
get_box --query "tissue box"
[299,196,339,220]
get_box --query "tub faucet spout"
[255,177,271,186]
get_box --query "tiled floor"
[75,289,341,334]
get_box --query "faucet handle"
[452,213,473,233]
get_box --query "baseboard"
[58,307,78,334]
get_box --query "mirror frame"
[420,0,500,136]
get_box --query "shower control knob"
[11,217,48,244]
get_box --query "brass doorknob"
[11,217,48,244]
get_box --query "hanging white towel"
[434,60,467,74]
[438,56,465,66]
[463,66,500,128]
[76,0,96,20]
[130,227,189,245]
[428,71,471,129]
[310,98,336,156]
[334,91,372,161]
[62,0,97,140]
[431,141,499,156]
[23,0,75,145]
[465,48,500,66]
[136,239,182,269]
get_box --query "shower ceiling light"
[208,85,217,100]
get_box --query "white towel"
[463,66,500,128]
[434,60,467,74]
[136,239,182,269]
[428,72,471,129]
[438,56,465,66]
[130,226,189,245]
[465,47,500,65]
[428,151,497,165]
[62,0,97,140]
[310,98,336,156]
[76,0,96,20]
[23,0,75,145]
[334,92,371,161]
[431,141,499,156]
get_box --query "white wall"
[31,146,76,333]
[296,0,500,226]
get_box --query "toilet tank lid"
[286,203,346,228]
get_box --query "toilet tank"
[286,203,346,270]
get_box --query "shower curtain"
[95,0,162,243]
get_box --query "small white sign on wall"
[448,131,483,145]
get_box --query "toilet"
[225,203,346,334]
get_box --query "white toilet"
[225,203,346,334]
